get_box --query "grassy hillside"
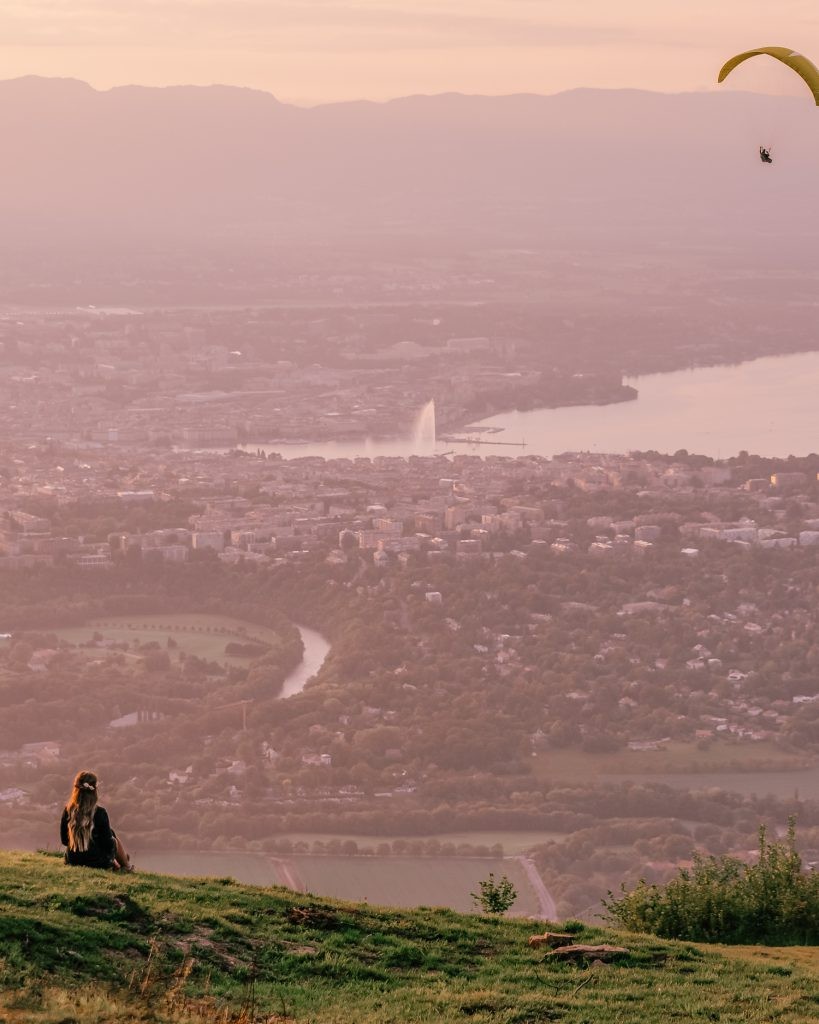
[1,852,818,1024]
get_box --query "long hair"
[65,770,99,852]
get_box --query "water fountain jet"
[412,399,437,449]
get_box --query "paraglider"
[718,47,819,163]
[718,46,819,104]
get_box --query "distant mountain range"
[1,76,818,281]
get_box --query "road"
[512,855,558,921]
[270,857,304,892]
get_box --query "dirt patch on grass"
[284,905,340,930]
[171,925,248,970]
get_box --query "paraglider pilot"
[759,146,773,163]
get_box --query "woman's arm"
[60,808,68,847]
[94,807,117,864]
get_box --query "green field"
[619,765,819,800]
[532,741,819,801]
[137,851,543,917]
[52,613,284,666]
[533,740,814,782]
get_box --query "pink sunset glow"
[1,0,818,103]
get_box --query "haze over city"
[2,4,819,1020]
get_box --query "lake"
[475,351,819,460]
[235,350,819,461]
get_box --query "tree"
[470,873,518,915]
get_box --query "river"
[232,350,819,461]
[281,625,330,699]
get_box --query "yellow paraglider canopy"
[718,47,819,105]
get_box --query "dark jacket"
[60,805,116,868]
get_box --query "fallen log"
[528,932,576,949]
[543,944,630,963]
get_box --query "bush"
[603,819,819,944]
[224,641,269,658]
[471,873,517,916]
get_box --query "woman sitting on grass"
[60,770,133,872]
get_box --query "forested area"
[1,540,818,915]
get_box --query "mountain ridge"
[0,75,817,298]
[0,73,798,106]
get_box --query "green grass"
[52,613,284,667]
[1,851,819,1023]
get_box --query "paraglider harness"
[759,146,773,164]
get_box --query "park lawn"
[51,613,283,667]
[284,855,542,917]
[2,850,819,1024]
[533,740,814,783]
[712,943,819,975]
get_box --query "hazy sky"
[2,0,819,104]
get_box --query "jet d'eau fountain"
[412,399,436,450]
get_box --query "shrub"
[471,873,517,916]
[603,818,819,944]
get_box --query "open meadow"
[52,612,285,667]
[532,741,818,799]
